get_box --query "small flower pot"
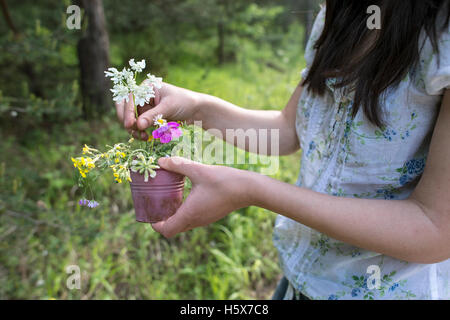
[129,169,185,223]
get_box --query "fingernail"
[138,118,148,129]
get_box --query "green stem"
[86,180,95,201]
[151,137,155,154]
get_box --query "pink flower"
[152,122,182,144]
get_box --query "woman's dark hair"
[302,0,450,127]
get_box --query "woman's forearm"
[247,171,448,264]
[197,92,281,132]
[194,85,302,155]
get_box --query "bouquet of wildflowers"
[72,59,189,209]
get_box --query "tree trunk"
[0,0,20,38]
[77,0,111,118]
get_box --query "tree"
[77,0,111,118]
[0,0,20,38]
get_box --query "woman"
[116,0,450,299]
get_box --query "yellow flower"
[115,158,120,163]
[82,144,89,155]
[85,158,95,169]
[72,156,95,178]
[147,135,153,142]
[115,151,126,158]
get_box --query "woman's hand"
[116,80,303,155]
[151,157,255,238]
[115,82,201,140]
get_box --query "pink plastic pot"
[129,169,185,223]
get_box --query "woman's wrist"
[192,92,213,128]
[236,169,267,208]
[242,171,290,211]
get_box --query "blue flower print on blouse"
[389,283,400,292]
[397,157,427,186]
[382,128,398,141]
[307,141,316,157]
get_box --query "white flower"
[134,84,155,107]
[129,59,146,72]
[110,83,130,102]
[128,80,138,93]
[104,67,122,84]
[122,68,135,84]
[147,73,163,89]
[153,114,167,127]
[105,59,163,107]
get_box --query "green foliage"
[0,1,82,126]
[0,1,307,300]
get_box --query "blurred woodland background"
[0,0,320,299]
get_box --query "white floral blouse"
[273,6,450,300]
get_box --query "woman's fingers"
[151,157,204,237]
[117,98,137,131]
[140,131,149,140]
[115,100,125,123]
[157,157,201,181]
[137,99,172,131]
[123,93,136,129]
[151,201,195,238]
[128,129,148,141]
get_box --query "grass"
[0,24,305,300]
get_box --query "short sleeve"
[422,24,450,95]
[301,5,326,80]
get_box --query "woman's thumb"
[158,157,199,177]
[137,102,170,131]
